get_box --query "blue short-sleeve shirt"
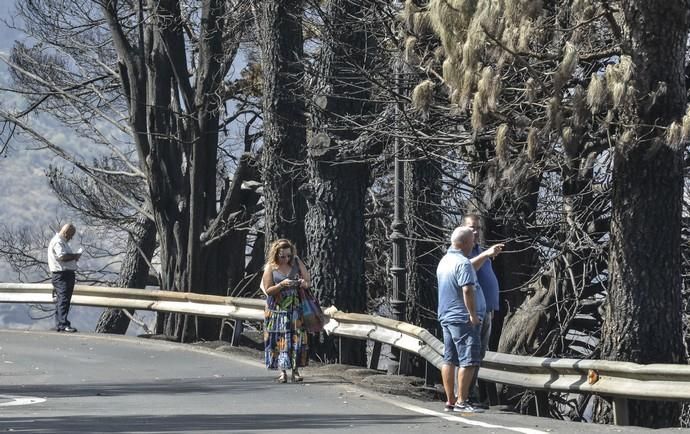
[470,244,500,312]
[437,246,486,324]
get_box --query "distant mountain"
[0,3,130,333]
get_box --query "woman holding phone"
[261,238,311,383]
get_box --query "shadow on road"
[2,412,430,432]
[0,376,280,398]
[0,375,352,400]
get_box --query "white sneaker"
[453,401,485,413]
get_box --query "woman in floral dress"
[261,239,311,383]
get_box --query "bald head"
[450,226,473,246]
[59,224,76,241]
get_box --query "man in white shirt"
[47,224,81,332]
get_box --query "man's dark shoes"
[57,326,78,333]
[453,401,485,413]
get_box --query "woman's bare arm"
[297,258,311,289]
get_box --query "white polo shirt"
[47,233,78,272]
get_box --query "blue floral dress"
[264,261,308,370]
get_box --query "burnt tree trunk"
[216,154,262,297]
[305,138,369,365]
[95,215,157,334]
[601,0,688,427]
[252,0,308,252]
[184,0,226,340]
[232,232,266,298]
[404,158,443,330]
[404,157,443,377]
[103,0,250,341]
[305,0,377,366]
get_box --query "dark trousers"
[52,271,75,329]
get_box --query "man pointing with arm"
[464,214,504,409]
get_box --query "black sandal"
[276,371,287,383]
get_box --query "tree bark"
[306,144,369,365]
[211,153,262,297]
[404,157,444,377]
[305,0,376,366]
[95,215,157,334]
[601,0,688,427]
[252,0,308,252]
[404,158,443,330]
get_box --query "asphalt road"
[0,330,678,433]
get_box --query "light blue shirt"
[437,246,485,324]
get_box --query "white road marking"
[358,390,548,434]
[0,395,46,406]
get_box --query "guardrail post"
[230,319,244,347]
[534,391,549,418]
[612,397,629,426]
[424,357,431,386]
[369,341,382,370]
[338,336,342,363]
[484,380,498,406]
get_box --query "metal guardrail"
[321,309,445,370]
[480,352,690,424]
[1,283,689,425]
[0,283,265,320]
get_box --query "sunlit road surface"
[0,330,673,434]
